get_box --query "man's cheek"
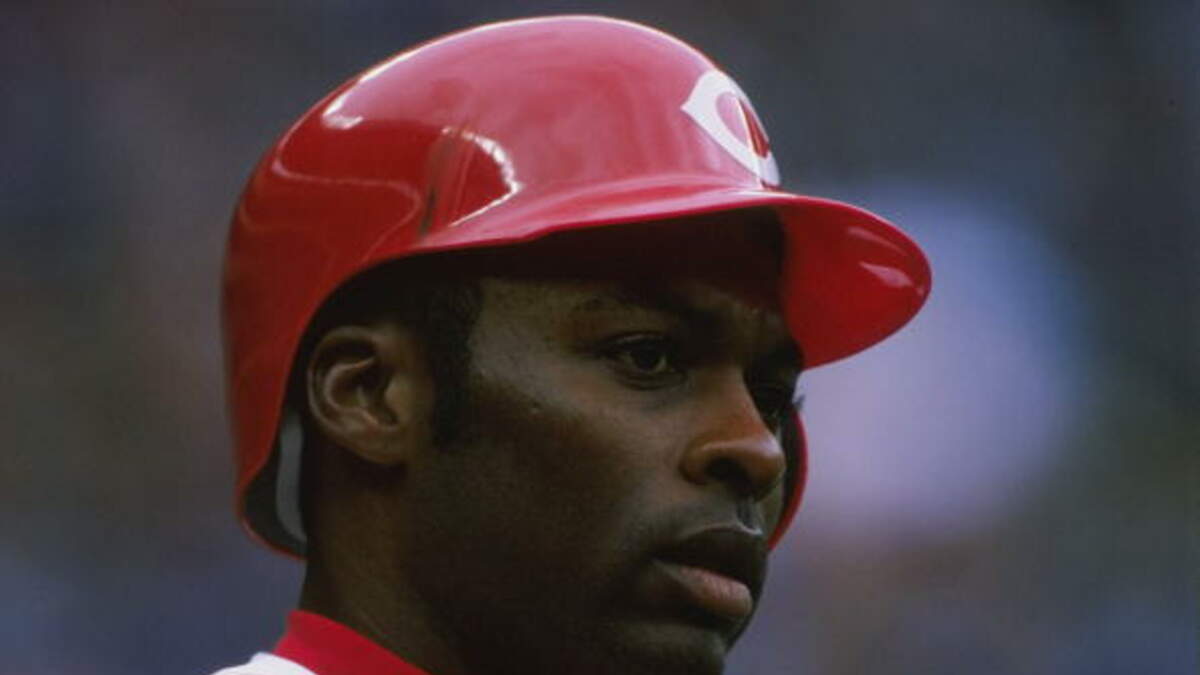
[761,485,786,534]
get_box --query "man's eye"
[750,383,797,430]
[623,343,671,373]
[603,335,684,385]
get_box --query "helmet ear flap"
[241,410,308,557]
[768,407,807,549]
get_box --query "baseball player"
[211,15,929,675]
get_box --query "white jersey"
[210,653,316,675]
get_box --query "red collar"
[274,610,435,675]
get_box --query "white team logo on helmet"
[681,70,780,186]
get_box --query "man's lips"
[655,560,755,619]
[653,526,767,621]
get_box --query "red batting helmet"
[223,15,931,556]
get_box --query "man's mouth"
[653,526,767,621]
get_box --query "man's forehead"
[572,282,779,328]
[479,277,797,361]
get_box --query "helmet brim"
[385,181,932,369]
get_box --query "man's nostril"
[706,457,753,497]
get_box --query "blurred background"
[2,1,1196,673]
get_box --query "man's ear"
[305,321,431,465]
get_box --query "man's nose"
[680,374,787,503]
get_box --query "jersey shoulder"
[209,653,316,675]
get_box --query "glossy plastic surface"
[223,15,930,555]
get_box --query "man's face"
[398,223,800,675]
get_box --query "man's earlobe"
[306,322,430,465]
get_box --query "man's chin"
[598,618,734,675]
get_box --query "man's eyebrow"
[570,286,725,334]
[571,285,805,369]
